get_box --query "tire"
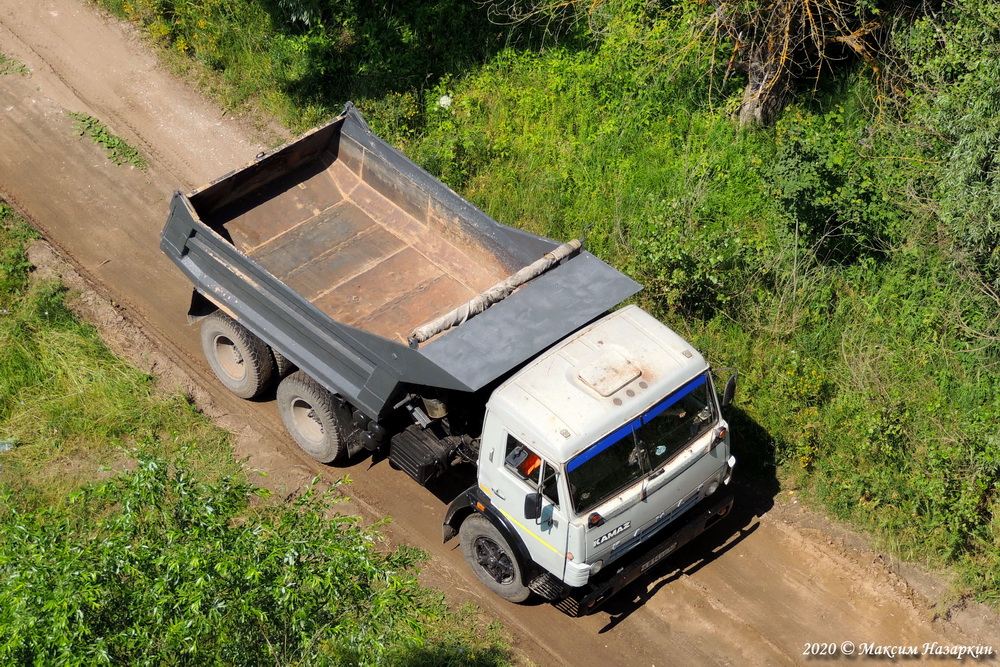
[276,371,346,463]
[200,312,275,399]
[460,514,531,603]
[272,349,296,378]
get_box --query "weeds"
[68,112,149,169]
[0,204,228,505]
[0,52,29,76]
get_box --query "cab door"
[480,430,569,581]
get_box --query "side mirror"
[524,492,542,521]
[722,373,738,409]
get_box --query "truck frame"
[161,103,736,614]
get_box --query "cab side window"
[540,462,559,506]
[504,435,541,484]
[504,434,560,506]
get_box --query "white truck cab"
[459,305,736,610]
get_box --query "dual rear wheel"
[275,371,346,463]
[200,312,274,399]
[200,312,345,463]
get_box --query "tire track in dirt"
[1,1,997,664]
[0,0,266,189]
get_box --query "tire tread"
[200,312,275,399]
[276,371,346,463]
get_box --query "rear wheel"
[272,349,296,379]
[276,371,346,463]
[460,514,531,603]
[200,312,275,399]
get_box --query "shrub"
[0,451,506,665]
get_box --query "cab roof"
[488,305,709,465]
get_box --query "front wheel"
[276,371,346,463]
[200,312,275,399]
[460,514,531,603]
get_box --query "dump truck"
[160,103,737,614]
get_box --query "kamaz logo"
[593,521,631,548]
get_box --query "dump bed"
[161,104,640,418]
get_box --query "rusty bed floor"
[222,160,510,342]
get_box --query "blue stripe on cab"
[567,374,708,473]
[641,375,707,423]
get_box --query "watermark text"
[802,641,995,660]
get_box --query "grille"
[610,490,700,559]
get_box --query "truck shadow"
[593,406,779,631]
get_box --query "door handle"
[492,488,506,500]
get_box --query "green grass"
[0,52,29,76]
[68,112,149,169]
[0,204,230,507]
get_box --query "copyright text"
[803,641,995,660]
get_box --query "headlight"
[590,559,604,575]
[705,480,720,497]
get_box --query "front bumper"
[555,490,735,616]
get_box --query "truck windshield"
[566,374,715,514]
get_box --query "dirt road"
[1,1,996,664]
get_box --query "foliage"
[0,204,38,300]
[904,0,1000,293]
[770,95,918,263]
[0,451,511,665]
[68,112,149,169]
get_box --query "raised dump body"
[161,104,640,419]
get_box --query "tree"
[710,0,894,126]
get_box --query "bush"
[905,0,1000,290]
[770,99,915,264]
[0,451,508,665]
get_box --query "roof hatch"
[577,348,641,397]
